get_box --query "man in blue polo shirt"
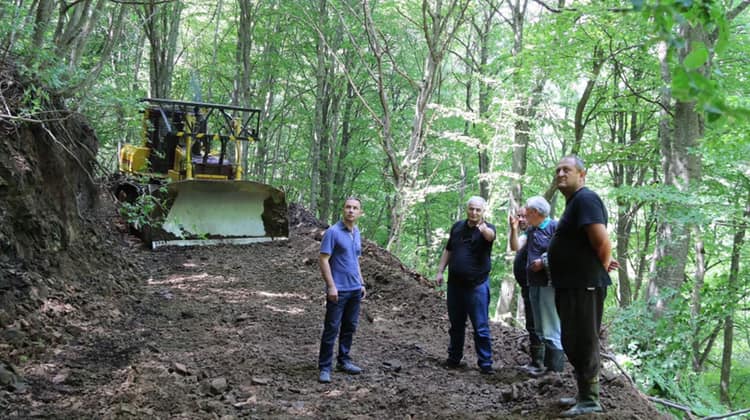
[317,197,366,384]
[435,196,496,374]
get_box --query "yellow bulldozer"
[116,98,288,248]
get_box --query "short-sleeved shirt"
[548,187,612,288]
[320,220,362,292]
[445,220,496,288]
[526,218,557,287]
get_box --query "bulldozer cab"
[117,98,288,248]
[138,98,261,181]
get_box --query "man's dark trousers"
[318,289,362,371]
[555,287,606,396]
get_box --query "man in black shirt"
[436,196,497,374]
[548,156,619,416]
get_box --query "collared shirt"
[320,220,362,292]
[445,219,496,287]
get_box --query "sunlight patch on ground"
[323,389,345,398]
[148,272,235,286]
[265,304,305,315]
[254,290,309,300]
[181,286,253,303]
[41,299,76,315]
[148,273,208,285]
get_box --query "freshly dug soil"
[0,58,669,419]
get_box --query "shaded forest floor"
[0,57,668,419]
[1,205,668,419]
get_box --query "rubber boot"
[558,396,577,407]
[519,344,545,373]
[547,347,565,373]
[530,344,565,377]
[561,379,602,417]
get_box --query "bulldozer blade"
[155,179,288,248]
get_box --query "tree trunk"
[142,0,183,99]
[332,81,355,207]
[690,226,706,371]
[235,0,255,179]
[31,1,55,59]
[648,24,706,314]
[720,188,749,403]
[361,0,469,251]
[496,0,545,322]
[309,0,330,216]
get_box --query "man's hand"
[509,214,518,230]
[607,260,620,272]
[360,285,367,299]
[477,219,495,241]
[530,259,544,272]
[326,285,338,303]
[435,271,444,288]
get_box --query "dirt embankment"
[0,58,668,419]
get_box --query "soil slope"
[0,58,669,419]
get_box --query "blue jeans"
[447,279,493,369]
[318,289,362,371]
[529,285,562,350]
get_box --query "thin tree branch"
[701,407,750,420]
[648,397,697,419]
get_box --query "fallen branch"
[648,396,696,419]
[0,113,42,123]
[701,407,750,420]
[600,352,634,386]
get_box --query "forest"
[1,0,749,417]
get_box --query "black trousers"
[520,285,542,346]
[555,287,606,384]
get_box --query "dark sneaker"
[337,361,362,375]
[318,370,331,383]
[480,366,494,375]
[442,359,467,369]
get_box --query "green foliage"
[609,292,727,416]
[118,181,168,231]
[634,0,750,123]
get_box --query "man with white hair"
[435,196,497,375]
[524,195,564,376]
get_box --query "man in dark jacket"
[509,207,544,371]
[548,156,619,416]
[524,196,564,376]
[435,196,496,375]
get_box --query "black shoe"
[480,366,494,375]
[442,359,467,369]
